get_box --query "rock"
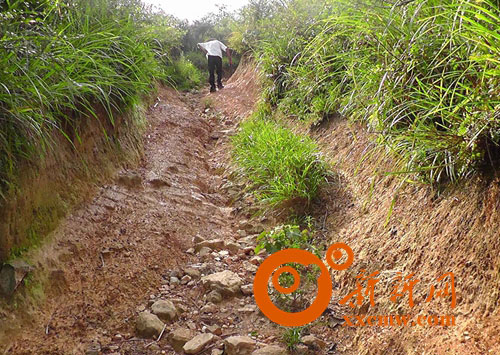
[295,345,311,354]
[167,328,195,352]
[212,350,224,355]
[238,305,257,314]
[170,276,180,285]
[224,336,256,355]
[302,335,326,349]
[201,303,218,314]
[85,342,101,355]
[195,239,225,252]
[199,247,212,257]
[252,345,288,355]
[183,333,215,354]
[186,248,195,255]
[241,284,253,296]
[193,235,205,244]
[181,275,192,284]
[207,324,222,336]
[148,174,171,188]
[236,229,247,238]
[151,300,177,322]
[185,268,201,279]
[225,242,242,254]
[206,290,223,304]
[202,271,243,297]
[243,247,255,255]
[170,269,183,278]
[243,261,258,273]
[250,256,263,265]
[136,312,164,339]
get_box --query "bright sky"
[142,0,250,22]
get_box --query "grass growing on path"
[232,111,328,209]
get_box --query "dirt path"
[0,63,289,354]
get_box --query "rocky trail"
[0,64,333,354]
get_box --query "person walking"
[197,39,232,93]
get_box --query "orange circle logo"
[253,249,332,327]
[325,243,354,271]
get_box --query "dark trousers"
[208,55,223,89]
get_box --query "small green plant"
[255,224,312,254]
[282,327,303,351]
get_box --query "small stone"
[170,276,180,285]
[241,284,253,296]
[201,303,218,314]
[150,343,161,351]
[199,247,212,257]
[185,268,202,279]
[195,239,225,252]
[252,345,288,355]
[212,349,224,355]
[85,342,101,355]
[151,300,177,322]
[236,230,247,238]
[207,324,222,336]
[238,305,257,314]
[170,269,183,278]
[182,275,192,284]
[168,328,195,352]
[225,242,242,254]
[183,333,215,354]
[224,336,256,355]
[243,247,254,255]
[219,250,230,257]
[206,290,223,304]
[201,270,243,297]
[188,281,196,287]
[302,335,326,349]
[193,235,205,244]
[136,312,165,339]
[186,248,195,254]
[249,256,263,265]
[295,345,310,354]
[243,261,258,273]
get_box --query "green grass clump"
[232,112,327,208]
[164,56,204,91]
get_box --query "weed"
[255,224,315,255]
[282,327,303,351]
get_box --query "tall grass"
[232,110,328,208]
[0,0,187,196]
[239,0,500,184]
